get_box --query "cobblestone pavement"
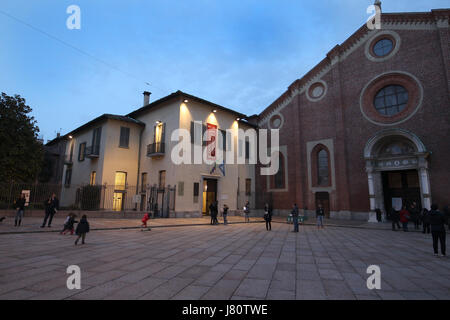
[0,221,449,300]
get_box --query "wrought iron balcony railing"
[147,142,165,157]
[85,145,100,158]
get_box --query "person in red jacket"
[141,212,151,231]
[399,205,410,232]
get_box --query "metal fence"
[236,191,274,210]
[1,183,176,215]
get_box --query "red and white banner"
[206,123,217,161]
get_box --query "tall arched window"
[317,149,329,186]
[273,153,285,189]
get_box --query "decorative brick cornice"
[257,9,449,126]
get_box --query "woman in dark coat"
[75,215,90,245]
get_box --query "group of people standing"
[389,202,448,257]
[11,192,90,245]
[290,203,325,232]
[209,201,230,225]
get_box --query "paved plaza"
[0,218,449,300]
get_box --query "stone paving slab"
[0,222,449,300]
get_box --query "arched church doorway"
[364,129,431,222]
[381,170,421,213]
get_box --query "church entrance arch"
[364,129,431,222]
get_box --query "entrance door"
[113,192,124,211]
[202,179,217,215]
[382,170,421,213]
[315,192,330,218]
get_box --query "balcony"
[85,145,100,158]
[147,142,165,157]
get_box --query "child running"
[141,212,151,231]
[60,213,77,235]
[75,215,90,245]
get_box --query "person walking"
[443,205,450,231]
[75,215,90,245]
[41,193,59,228]
[429,204,446,257]
[375,208,382,223]
[399,205,410,232]
[222,204,229,225]
[209,202,215,225]
[316,204,325,229]
[213,201,219,225]
[422,208,431,234]
[391,208,401,231]
[14,193,26,227]
[410,202,420,230]
[264,203,272,231]
[244,201,250,223]
[292,204,299,233]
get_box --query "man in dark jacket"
[41,193,59,228]
[444,206,450,231]
[429,204,446,257]
[316,204,325,229]
[410,202,420,230]
[391,208,401,231]
[422,208,431,234]
[264,203,272,231]
[292,204,299,232]
[15,193,26,227]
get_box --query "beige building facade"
[60,91,256,217]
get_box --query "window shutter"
[245,140,250,160]
[202,124,207,146]
[161,123,166,144]
[153,125,157,143]
[220,129,226,151]
[190,121,195,144]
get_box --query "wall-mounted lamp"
[183,99,189,103]
[68,135,73,139]
[212,109,217,113]
[155,120,162,124]
[236,118,240,121]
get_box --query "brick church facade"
[255,8,450,220]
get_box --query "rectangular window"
[158,170,166,189]
[65,168,72,186]
[119,127,130,148]
[115,172,127,191]
[92,127,102,154]
[154,123,165,144]
[245,178,251,196]
[193,182,199,203]
[90,171,96,185]
[178,181,184,196]
[78,142,86,161]
[141,172,148,193]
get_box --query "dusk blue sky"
[1,0,448,142]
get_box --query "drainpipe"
[135,126,144,210]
